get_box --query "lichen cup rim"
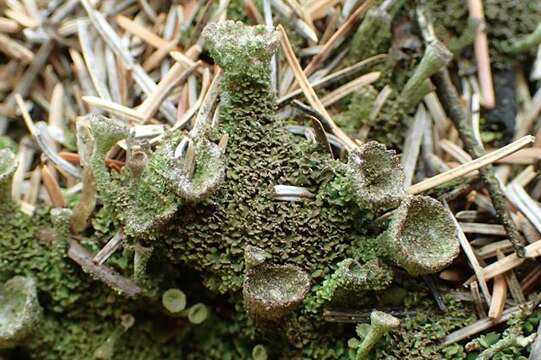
[347,141,406,211]
[0,148,17,182]
[243,263,310,320]
[384,195,459,276]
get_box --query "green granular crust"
[160,76,365,293]
[427,0,541,69]
[304,258,394,313]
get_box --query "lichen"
[0,19,491,360]
[427,0,541,69]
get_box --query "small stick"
[93,232,124,265]
[440,139,473,163]
[23,167,41,206]
[278,25,357,150]
[323,308,417,323]
[82,96,144,123]
[319,6,340,44]
[41,164,65,208]
[78,20,111,100]
[465,239,541,286]
[277,54,387,106]
[446,202,492,304]
[487,272,507,320]
[521,264,541,296]
[433,69,528,257]
[497,250,526,305]
[271,0,318,42]
[137,61,201,122]
[68,240,141,297]
[468,0,495,108]
[423,275,447,312]
[517,213,541,244]
[476,240,513,259]
[115,14,169,49]
[245,0,265,24]
[320,72,380,106]
[408,136,534,194]
[0,17,20,32]
[10,39,55,103]
[305,0,341,20]
[424,92,451,136]
[460,223,506,236]
[440,298,539,346]
[402,104,428,187]
[59,152,124,170]
[0,33,34,63]
[470,281,487,318]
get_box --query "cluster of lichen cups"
[243,139,460,321]
[199,21,460,325]
[89,113,225,239]
[0,20,462,356]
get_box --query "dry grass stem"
[300,0,375,80]
[409,135,534,194]
[446,202,492,304]
[488,273,507,320]
[278,24,357,150]
[41,164,65,208]
[93,232,124,265]
[468,0,495,108]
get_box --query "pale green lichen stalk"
[347,0,405,64]
[399,40,453,110]
[0,148,18,213]
[203,20,279,85]
[356,310,400,360]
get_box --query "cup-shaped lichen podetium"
[0,148,17,211]
[379,195,459,276]
[89,115,129,205]
[308,259,393,312]
[399,40,453,110]
[345,141,406,213]
[203,20,279,85]
[243,264,310,321]
[0,276,42,349]
[155,136,225,202]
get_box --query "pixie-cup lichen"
[355,310,400,360]
[341,141,406,213]
[87,112,225,238]
[18,20,466,358]
[378,195,460,276]
[243,263,310,321]
[0,276,42,349]
[399,40,453,110]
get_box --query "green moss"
[334,87,379,135]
